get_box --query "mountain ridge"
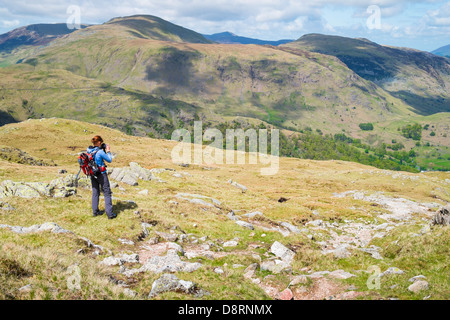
[282,33,450,115]
[0,23,89,53]
[203,31,293,45]
[432,44,450,58]
[0,15,449,171]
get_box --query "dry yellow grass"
[0,118,448,300]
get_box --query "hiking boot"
[108,213,117,220]
[93,210,104,217]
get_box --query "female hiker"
[87,135,116,219]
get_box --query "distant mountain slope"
[106,15,212,43]
[432,44,450,58]
[20,15,417,138]
[203,32,293,45]
[0,23,88,52]
[0,15,449,163]
[282,34,450,115]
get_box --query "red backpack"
[78,150,101,177]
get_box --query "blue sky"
[0,0,449,51]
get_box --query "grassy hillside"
[0,18,420,136]
[282,34,450,115]
[0,118,448,300]
[0,15,448,172]
[105,15,213,44]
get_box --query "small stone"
[19,284,32,293]
[381,267,404,277]
[214,267,224,274]
[431,206,450,226]
[270,241,295,264]
[307,219,323,227]
[123,288,137,297]
[280,222,301,234]
[110,182,119,188]
[408,280,429,293]
[138,189,149,195]
[155,231,178,242]
[235,221,254,230]
[277,288,294,300]
[329,270,355,280]
[331,245,351,259]
[223,240,238,247]
[118,238,135,245]
[289,275,308,286]
[243,263,258,279]
[228,179,248,193]
[409,275,427,282]
[244,211,263,218]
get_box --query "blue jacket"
[87,146,112,174]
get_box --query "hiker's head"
[91,135,104,147]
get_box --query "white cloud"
[0,0,447,50]
[424,2,450,26]
[1,19,20,28]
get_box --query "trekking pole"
[75,167,82,189]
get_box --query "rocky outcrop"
[0,146,56,166]
[0,222,73,234]
[0,221,108,254]
[0,174,90,199]
[122,250,202,277]
[431,206,450,226]
[109,162,166,186]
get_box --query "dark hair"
[91,135,103,145]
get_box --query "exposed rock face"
[0,146,56,166]
[175,193,221,208]
[109,163,166,186]
[432,206,450,226]
[0,174,90,199]
[0,221,108,254]
[0,222,73,234]
[123,251,202,276]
